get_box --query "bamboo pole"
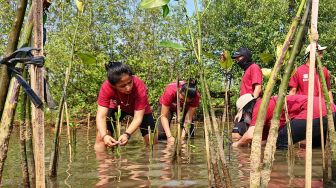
[305,1,319,186]
[249,0,307,186]
[0,6,33,183]
[260,1,310,186]
[25,98,35,187]
[0,0,28,117]
[317,82,326,181]
[31,0,45,186]
[316,55,336,180]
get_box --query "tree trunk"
[249,0,307,186]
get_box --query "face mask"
[236,58,253,70]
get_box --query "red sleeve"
[97,81,114,108]
[250,64,263,85]
[323,68,331,90]
[189,92,200,107]
[160,85,175,106]
[133,77,149,111]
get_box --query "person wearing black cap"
[231,47,263,98]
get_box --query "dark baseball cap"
[231,47,252,61]
[232,122,249,136]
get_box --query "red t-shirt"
[159,81,200,112]
[97,76,151,114]
[289,64,331,96]
[250,95,334,140]
[240,63,263,96]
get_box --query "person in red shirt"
[289,44,334,103]
[95,62,157,152]
[231,94,335,148]
[231,47,263,98]
[157,79,200,143]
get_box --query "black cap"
[231,47,252,62]
[232,122,248,136]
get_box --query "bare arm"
[232,126,255,147]
[253,84,262,98]
[329,91,334,104]
[288,87,297,95]
[160,105,174,142]
[96,105,118,146]
[181,107,197,139]
[118,109,145,145]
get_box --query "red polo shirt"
[97,76,151,114]
[289,64,331,96]
[159,81,200,112]
[240,63,263,96]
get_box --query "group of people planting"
[94,62,200,152]
[94,43,335,152]
[231,44,336,148]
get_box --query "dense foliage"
[0,0,335,121]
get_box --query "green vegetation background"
[0,0,335,122]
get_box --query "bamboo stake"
[316,55,336,180]
[250,0,307,186]
[65,102,72,162]
[0,6,33,183]
[203,112,213,187]
[318,81,326,181]
[305,1,320,186]
[0,0,28,117]
[261,1,310,186]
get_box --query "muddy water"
[1,125,326,187]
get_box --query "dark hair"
[105,61,133,85]
[243,99,256,115]
[181,79,198,98]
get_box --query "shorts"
[106,109,155,137]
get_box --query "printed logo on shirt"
[302,74,309,82]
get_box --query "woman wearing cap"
[231,94,336,148]
[157,79,200,143]
[230,47,263,98]
[95,62,157,152]
[289,44,334,103]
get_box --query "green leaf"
[219,51,233,70]
[162,5,169,18]
[158,40,187,51]
[76,52,96,65]
[76,0,84,13]
[139,0,170,9]
[258,52,273,64]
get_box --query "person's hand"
[167,136,175,144]
[232,142,239,148]
[118,133,130,146]
[103,135,118,147]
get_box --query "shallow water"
[1,125,326,187]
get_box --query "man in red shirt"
[95,62,157,152]
[289,44,334,103]
[231,94,335,148]
[157,80,200,143]
[231,47,263,98]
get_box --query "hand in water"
[118,134,129,146]
[103,135,119,147]
[167,136,175,144]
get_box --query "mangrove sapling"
[25,98,35,187]
[250,0,307,186]
[305,1,320,186]
[18,69,30,187]
[0,0,28,117]
[316,55,336,180]
[260,1,310,186]
[284,98,294,158]
[203,113,213,187]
